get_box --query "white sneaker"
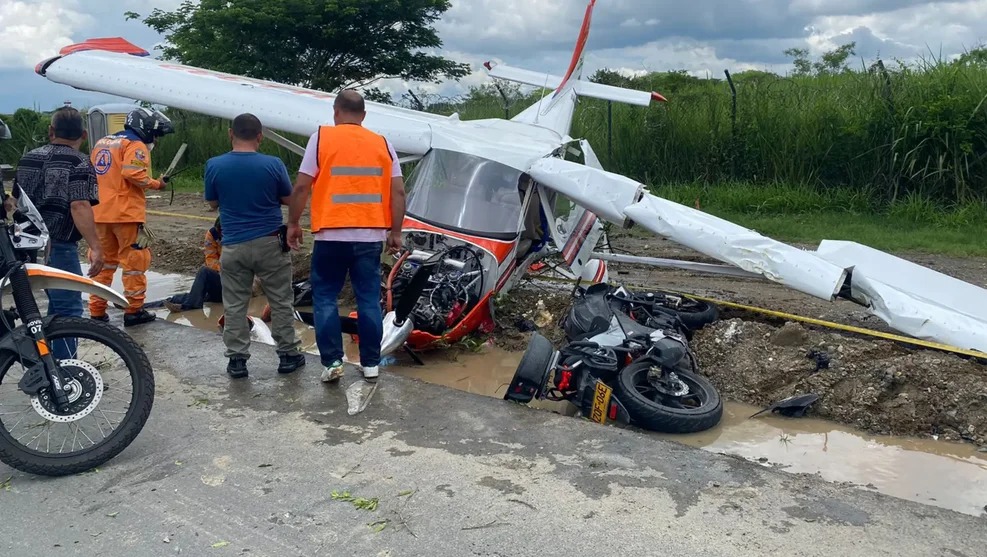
[361,365,379,382]
[321,360,343,383]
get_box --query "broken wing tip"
[39,37,149,75]
[58,37,149,57]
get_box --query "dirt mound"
[491,285,573,352]
[693,318,987,445]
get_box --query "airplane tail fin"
[483,0,666,136]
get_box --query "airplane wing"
[527,157,987,352]
[36,39,437,155]
[528,157,847,301]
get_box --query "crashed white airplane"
[33,0,987,354]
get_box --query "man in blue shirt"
[204,113,305,379]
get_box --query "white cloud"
[0,0,94,68]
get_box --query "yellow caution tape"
[147,209,215,222]
[141,208,985,360]
[670,291,986,360]
[146,209,314,233]
[529,272,986,360]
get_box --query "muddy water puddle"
[660,403,987,517]
[131,271,987,517]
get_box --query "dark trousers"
[310,240,383,368]
[170,266,222,310]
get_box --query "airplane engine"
[388,243,486,336]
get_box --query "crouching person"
[205,113,304,379]
[164,217,223,312]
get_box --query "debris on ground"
[750,393,821,418]
[492,287,571,351]
[693,318,987,443]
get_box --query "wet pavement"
[4,317,987,557]
[87,270,987,517]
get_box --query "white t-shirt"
[298,128,402,242]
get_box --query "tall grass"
[571,58,987,206]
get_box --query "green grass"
[714,212,987,256]
[650,182,987,256]
[169,175,206,192]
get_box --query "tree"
[954,46,987,67]
[816,42,856,74]
[125,0,471,101]
[589,68,633,87]
[784,42,857,76]
[783,47,813,76]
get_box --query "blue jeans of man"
[311,240,383,368]
[45,240,83,360]
[169,266,222,310]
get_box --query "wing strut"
[263,128,305,157]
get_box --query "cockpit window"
[405,149,523,239]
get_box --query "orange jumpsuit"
[203,228,221,272]
[88,131,164,316]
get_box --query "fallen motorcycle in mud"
[505,283,722,434]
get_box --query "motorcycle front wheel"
[0,316,154,476]
[649,291,718,331]
[613,360,722,434]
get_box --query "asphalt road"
[1,318,985,557]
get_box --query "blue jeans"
[311,240,383,368]
[45,240,83,360]
[169,266,222,310]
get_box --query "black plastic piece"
[17,362,49,396]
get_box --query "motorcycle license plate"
[589,381,613,425]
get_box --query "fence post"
[724,69,737,140]
[607,100,613,165]
[724,69,738,179]
[494,82,511,119]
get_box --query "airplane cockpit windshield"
[405,149,523,240]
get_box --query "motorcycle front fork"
[7,264,71,409]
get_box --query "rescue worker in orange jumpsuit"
[88,107,174,326]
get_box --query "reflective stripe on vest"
[332,193,382,203]
[331,166,383,176]
[310,125,394,232]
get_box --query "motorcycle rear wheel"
[0,316,154,476]
[614,360,722,434]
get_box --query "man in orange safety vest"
[286,89,406,383]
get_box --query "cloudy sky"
[2,0,986,112]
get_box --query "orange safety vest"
[310,124,393,232]
[90,133,161,223]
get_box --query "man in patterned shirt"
[14,106,104,358]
